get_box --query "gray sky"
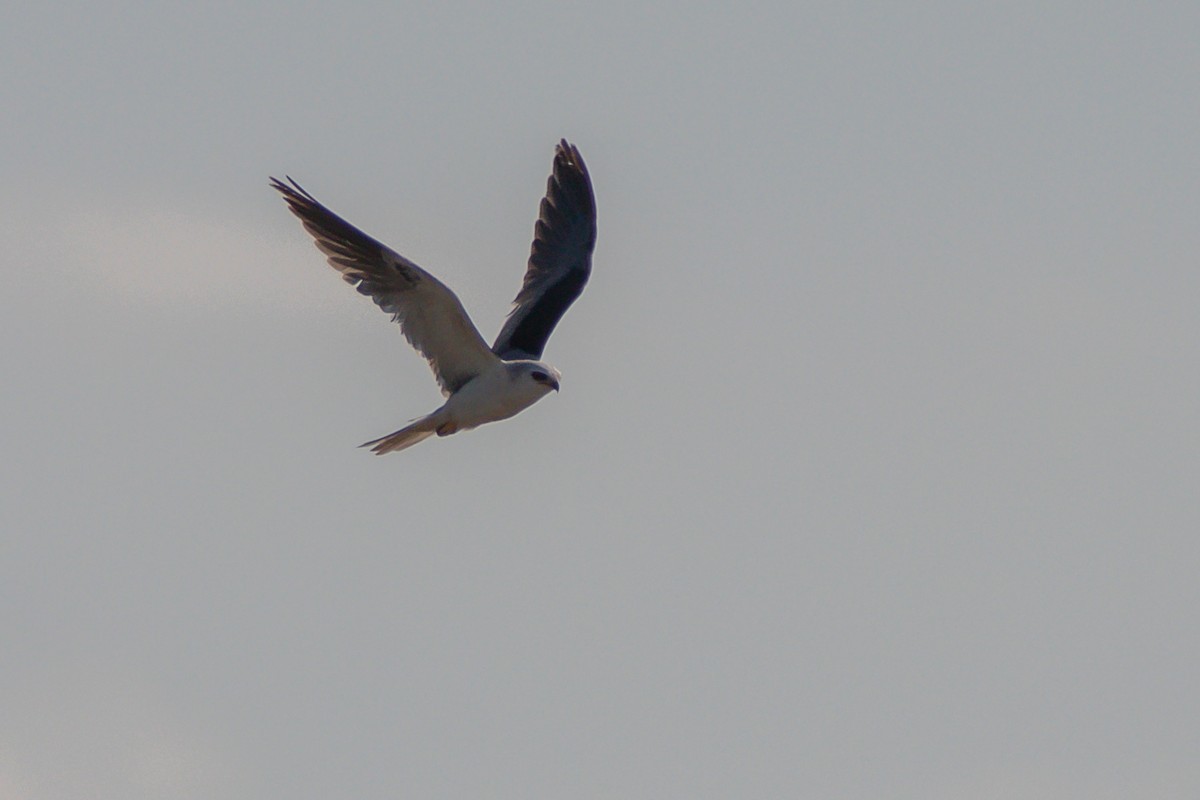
[3,2,1198,798]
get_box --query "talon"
[436,422,458,437]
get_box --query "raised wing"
[492,140,596,360]
[272,177,499,396]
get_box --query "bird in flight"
[271,140,596,454]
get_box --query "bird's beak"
[549,379,560,392]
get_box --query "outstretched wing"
[272,177,499,396]
[491,140,596,360]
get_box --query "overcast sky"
[3,2,1198,798]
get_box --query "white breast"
[442,362,552,431]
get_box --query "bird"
[271,140,596,455]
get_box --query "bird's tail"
[360,415,438,455]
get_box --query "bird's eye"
[531,371,548,382]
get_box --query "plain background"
[2,2,1198,798]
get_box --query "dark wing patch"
[491,140,596,360]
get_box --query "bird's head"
[514,361,561,393]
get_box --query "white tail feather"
[360,415,439,455]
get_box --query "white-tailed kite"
[271,140,596,454]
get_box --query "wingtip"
[553,140,590,185]
[269,175,312,201]
[556,139,579,162]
